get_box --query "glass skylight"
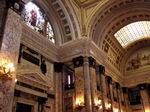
[114,21,150,47]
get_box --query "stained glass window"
[47,22,55,43]
[22,2,55,43]
[114,21,150,48]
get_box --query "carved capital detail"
[54,62,63,73]
[73,56,84,68]
[98,65,105,74]
[88,57,96,68]
[138,83,147,90]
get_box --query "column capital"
[88,57,96,68]
[115,82,120,89]
[106,76,112,84]
[54,62,63,73]
[73,56,84,68]
[122,87,128,93]
[98,65,105,74]
[73,56,96,68]
[138,83,147,90]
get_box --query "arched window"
[21,2,55,43]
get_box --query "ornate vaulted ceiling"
[34,0,150,73]
[73,0,99,7]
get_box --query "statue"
[40,59,47,75]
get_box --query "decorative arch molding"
[23,0,79,45]
[22,0,63,45]
[87,0,150,72]
[97,11,150,71]
[121,38,150,73]
[88,0,150,42]
[91,1,150,46]
[100,10,150,49]
[50,0,79,43]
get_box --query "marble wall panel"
[0,9,22,112]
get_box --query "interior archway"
[90,0,150,74]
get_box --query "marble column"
[89,57,97,112]
[138,84,150,112]
[99,65,106,112]
[0,8,22,112]
[73,56,92,112]
[122,87,130,112]
[73,56,85,112]
[83,57,92,112]
[54,62,63,112]
[0,0,8,47]
[107,76,113,112]
[116,83,122,112]
[120,87,126,112]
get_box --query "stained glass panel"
[22,2,55,43]
[47,22,55,43]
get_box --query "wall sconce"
[114,108,119,112]
[105,103,111,110]
[0,52,15,83]
[94,99,103,110]
[15,78,18,83]
[75,99,85,110]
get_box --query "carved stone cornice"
[17,71,50,92]
[58,38,90,61]
[22,23,59,62]
[123,71,150,87]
